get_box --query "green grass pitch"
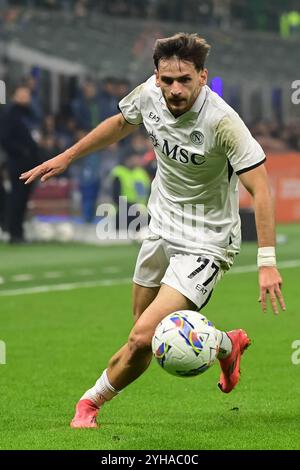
[0,224,299,450]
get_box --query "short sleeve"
[118,83,144,125]
[216,112,266,175]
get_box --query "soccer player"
[20,33,286,428]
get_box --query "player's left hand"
[258,266,286,315]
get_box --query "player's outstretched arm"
[239,164,286,315]
[19,113,139,184]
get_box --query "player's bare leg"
[105,284,160,373]
[70,284,194,428]
[132,283,160,324]
[106,284,195,390]
[70,284,250,428]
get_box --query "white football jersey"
[118,76,265,263]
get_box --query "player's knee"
[128,328,152,356]
[132,307,143,324]
[132,297,147,324]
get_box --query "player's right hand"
[258,266,286,315]
[19,153,71,184]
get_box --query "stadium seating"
[2,9,300,84]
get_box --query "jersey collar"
[188,85,208,114]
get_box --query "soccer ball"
[152,310,219,377]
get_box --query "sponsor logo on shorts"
[195,284,208,294]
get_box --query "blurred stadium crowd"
[0,0,300,243]
[1,73,299,243]
[0,76,156,241]
[2,0,300,35]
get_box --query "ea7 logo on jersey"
[190,131,204,145]
[149,111,160,122]
[162,139,206,166]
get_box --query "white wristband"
[257,246,276,267]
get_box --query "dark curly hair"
[153,33,211,71]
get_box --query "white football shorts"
[133,235,234,310]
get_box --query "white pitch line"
[229,259,300,274]
[75,269,95,276]
[12,274,33,282]
[0,259,299,297]
[44,271,63,279]
[0,277,132,297]
[0,277,4,284]
[101,266,121,273]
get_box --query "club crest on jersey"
[190,131,204,146]
[148,131,160,147]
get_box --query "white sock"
[80,369,120,408]
[216,330,232,359]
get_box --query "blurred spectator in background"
[1,0,299,35]
[22,73,43,131]
[99,142,123,201]
[39,113,76,157]
[71,78,101,130]
[39,114,59,161]
[76,129,101,222]
[110,152,150,230]
[212,0,231,29]
[74,0,88,18]
[115,78,131,101]
[55,114,77,152]
[102,0,129,17]
[250,120,300,153]
[251,121,289,153]
[142,148,156,180]
[280,10,300,38]
[71,78,102,222]
[99,77,119,121]
[123,129,151,158]
[39,133,60,162]
[0,85,40,242]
